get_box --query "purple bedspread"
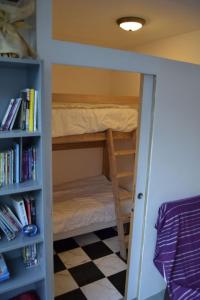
[154,195,200,300]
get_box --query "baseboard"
[123,288,165,300]
[145,289,165,300]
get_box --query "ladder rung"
[119,192,133,201]
[114,149,136,156]
[116,171,133,179]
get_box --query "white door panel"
[126,74,155,300]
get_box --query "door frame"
[126,74,156,300]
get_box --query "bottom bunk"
[53,175,133,241]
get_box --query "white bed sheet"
[53,175,133,235]
[52,103,138,137]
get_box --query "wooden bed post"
[102,141,110,179]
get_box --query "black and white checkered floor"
[54,227,127,300]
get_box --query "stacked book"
[0,144,36,187]
[22,243,38,269]
[22,146,36,182]
[0,195,36,241]
[0,253,10,282]
[0,88,38,132]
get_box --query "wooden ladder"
[106,129,136,260]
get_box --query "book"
[23,196,31,224]
[14,143,20,184]
[0,218,15,241]
[0,144,21,187]
[2,205,22,230]
[32,147,36,181]
[0,89,38,132]
[22,243,38,269]
[25,89,30,130]
[34,90,38,131]
[0,153,4,186]
[30,196,36,225]
[29,89,35,132]
[4,152,8,185]
[0,207,19,233]
[0,98,15,130]
[9,98,22,130]
[20,90,28,130]
[3,99,18,131]
[12,198,28,227]
[0,254,10,281]
[19,139,23,182]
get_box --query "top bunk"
[52,93,139,150]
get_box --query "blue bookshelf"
[0,57,47,299]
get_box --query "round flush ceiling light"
[116,17,145,32]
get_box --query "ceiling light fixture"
[116,17,145,32]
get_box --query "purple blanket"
[154,195,200,300]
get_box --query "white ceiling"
[53,0,200,51]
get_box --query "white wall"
[134,29,200,64]
[136,59,200,300]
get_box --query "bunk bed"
[52,93,139,241]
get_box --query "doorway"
[51,65,155,300]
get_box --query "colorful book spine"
[0,88,38,132]
[3,205,22,230]
[5,152,8,185]
[34,90,38,131]
[24,196,31,224]
[12,198,28,227]
[0,207,19,233]
[22,243,38,269]
[9,98,22,130]
[1,153,4,186]
[4,99,18,131]
[0,98,15,130]
[30,196,36,225]
[32,147,36,181]
[29,89,35,132]
[14,143,20,184]
[20,91,27,130]
[0,218,15,241]
[25,89,30,130]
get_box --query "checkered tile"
[54,227,127,300]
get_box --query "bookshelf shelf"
[0,57,49,299]
[0,181,42,196]
[0,257,45,295]
[0,234,43,253]
[0,130,41,139]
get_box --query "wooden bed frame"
[52,93,139,150]
[52,93,139,240]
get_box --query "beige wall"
[52,148,103,185]
[52,65,140,96]
[134,29,200,65]
[52,65,140,185]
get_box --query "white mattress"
[52,103,138,137]
[53,175,133,235]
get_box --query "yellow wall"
[52,65,140,185]
[134,29,200,65]
[52,65,140,96]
